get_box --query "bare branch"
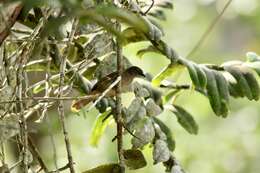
[187,0,233,58]
[0,4,23,46]
[115,23,125,173]
[57,18,78,173]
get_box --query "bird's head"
[124,66,146,78]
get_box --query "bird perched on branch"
[71,66,145,112]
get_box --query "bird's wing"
[91,71,119,93]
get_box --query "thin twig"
[48,163,72,173]
[143,0,154,15]
[57,18,78,173]
[187,0,233,58]
[18,48,29,173]
[28,137,49,172]
[0,4,23,46]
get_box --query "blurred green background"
[6,0,260,172]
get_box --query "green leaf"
[148,10,166,21]
[244,62,260,77]
[153,139,171,164]
[152,63,183,86]
[194,65,207,89]
[79,5,163,42]
[163,90,180,104]
[246,52,260,62]
[153,117,175,151]
[185,62,200,88]
[40,16,69,39]
[167,105,198,135]
[126,98,143,123]
[224,66,254,100]
[136,45,159,58]
[82,163,121,173]
[203,68,222,116]
[132,82,150,98]
[213,71,230,117]
[242,69,260,101]
[156,0,174,9]
[123,149,147,170]
[89,110,113,147]
[32,83,58,94]
[145,98,162,116]
[122,27,147,46]
[132,117,155,148]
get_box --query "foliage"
[0,0,259,173]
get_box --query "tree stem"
[115,23,125,173]
[57,18,78,173]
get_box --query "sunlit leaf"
[136,45,159,58]
[152,63,183,86]
[122,27,147,46]
[246,52,260,62]
[89,110,113,147]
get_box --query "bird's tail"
[71,94,99,112]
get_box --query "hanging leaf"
[182,61,207,89]
[242,70,260,101]
[163,89,180,104]
[156,0,174,9]
[148,10,167,21]
[153,139,171,164]
[89,110,113,147]
[152,63,183,86]
[123,149,147,170]
[145,98,162,116]
[132,82,150,98]
[82,163,121,173]
[125,97,143,123]
[136,45,159,58]
[153,117,175,151]
[122,27,147,46]
[213,71,230,117]
[203,68,222,116]
[244,62,260,77]
[167,105,198,135]
[132,117,155,148]
[224,66,255,100]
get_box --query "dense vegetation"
[0,0,259,173]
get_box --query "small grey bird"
[71,66,145,111]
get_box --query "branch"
[115,23,125,173]
[187,0,233,58]
[0,4,23,46]
[57,18,78,173]
[28,137,49,172]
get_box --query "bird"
[71,66,145,112]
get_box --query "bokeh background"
[5,0,260,172]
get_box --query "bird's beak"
[139,73,146,78]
